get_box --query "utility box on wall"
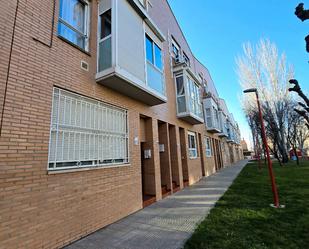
[144,149,152,159]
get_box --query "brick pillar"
[151,118,162,201]
[175,126,184,189]
[168,124,182,191]
[158,121,172,194]
[198,133,206,176]
[179,127,189,186]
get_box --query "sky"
[168,0,309,149]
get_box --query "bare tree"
[287,105,309,165]
[288,3,309,126]
[289,79,309,129]
[237,39,294,163]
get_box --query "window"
[48,88,129,171]
[175,75,186,113]
[214,107,219,128]
[98,9,112,71]
[146,35,162,70]
[146,36,154,63]
[154,44,163,70]
[58,0,90,51]
[205,108,212,127]
[205,137,212,157]
[188,131,197,158]
[100,10,111,39]
[183,52,190,66]
[171,38,180,61]
[145,35,165,95]
[187,77,202,118]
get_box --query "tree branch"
[289,79,309,107]
[294,108,309,126]
[298,102,309,112]
[295,3,309,21]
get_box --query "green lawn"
[184,160,309,249]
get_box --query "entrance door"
[198,133,205,176]
[140,116,156,207]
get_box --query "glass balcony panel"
[177,96,186,113]
[98,37,112,72]
[147,62,164,95]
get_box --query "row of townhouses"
[0,0,243,248]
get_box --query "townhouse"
[0,0,243,248]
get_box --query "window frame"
[47,88,129,172]
[97,8,112,72]
[58,0,90,52]
[205,136,212,157]
[187,76,202,118]
[145,33,165,95]
[183,52,190,66]
[171,38,180,60]
[188,131,198,159]
[145,35,163,73]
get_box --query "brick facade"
[0,0,243,248]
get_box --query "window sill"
[47,163,131,175]
[57,35,91,56]
[189,157,199,160]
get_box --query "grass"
[184,160,309,249]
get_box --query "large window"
[214,107,219,128]
[205,108,212,128]
[48,88,129,171]
[175,73,203,122]
[145,35,164,95]
[175,75,186,113]
[205,137,212,157]
[58,0,90,51]
[188,131,197,159]
[187,77,202,118]
[98,9,112,72]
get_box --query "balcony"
[96,0,167,106]
[203,97,221,133]
[173,63,204,125]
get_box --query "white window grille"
[188,131,197,158]
[205,136,212,157]
[48,88,129,170]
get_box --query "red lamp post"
[244,88,282,208]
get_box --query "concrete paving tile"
[64,160,248,249]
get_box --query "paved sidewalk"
[65,160,248,249]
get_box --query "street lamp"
[243,88,283,208]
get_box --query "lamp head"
[243,88,257,93]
